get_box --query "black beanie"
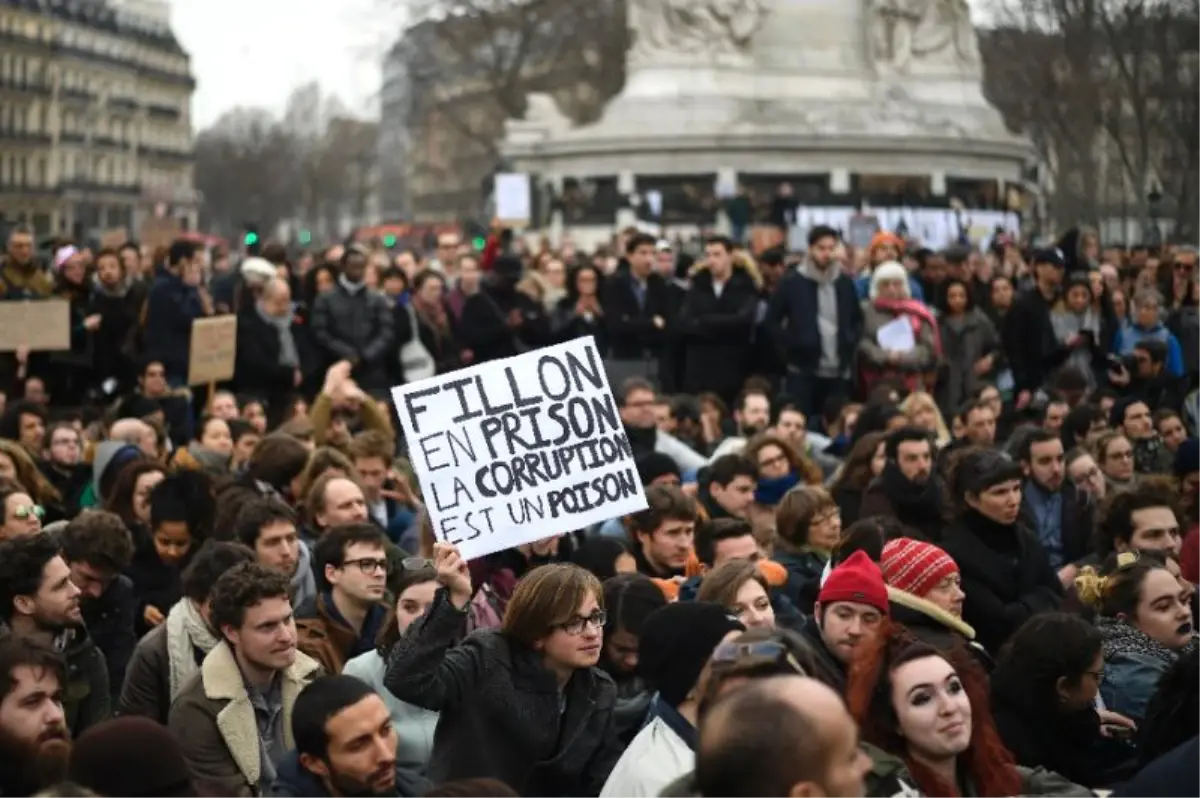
[638,601,744,707]
[636,452,681,486]
[69,716,196,797]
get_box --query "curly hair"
[208,561,292,636]
[846,621,1022,797]
[59,510,135,572]
[0,439,62,507]
[742,433,822,486]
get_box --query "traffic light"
[243,231,259,246]
[472,236,486,250]
[298,229,312,245]
[383,234,397,247]
[242,223,261,256]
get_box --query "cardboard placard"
[494,173,531,228]
[391,336,648,560]
[140,216,181,251]
[0,300,70,351]
[100,227,128,249]
[187,315,238,386]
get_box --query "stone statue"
[630,0,768,63]
[868,0,978,75]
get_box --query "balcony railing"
[93,135,129,149]
[0,77,52,94]
[60,87,97,102]
[0,130,53,144]
[57,180,142,196]
[59,132,86,144]
[137,144,193,162]
[146,103,181,120]
[108,96,141,111]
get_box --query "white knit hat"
[869,261,910,300]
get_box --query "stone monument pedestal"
[501,0,1033,247]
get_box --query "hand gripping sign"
[392,336,649,560]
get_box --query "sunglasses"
[13,504,45,521]
[710,639,808,677]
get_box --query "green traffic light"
[298,230,312,245]
[244,232,259,246]
[383,235,397,247]
[472,237,485,250]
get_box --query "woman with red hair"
[846,623,1090,797]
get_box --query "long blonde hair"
[899,391,951,446]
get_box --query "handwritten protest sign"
[0,300,70,351]
[187,316,238,385]
[392,337,648,560]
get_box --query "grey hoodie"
[291,540,317,608]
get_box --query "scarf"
[414,295,451,341]
[257,304,299,368]
[338,273,366,295]
[873,296,944,358]
[880,462,944,523]
[166,599,221,699]
[755,472,800,506]
[1097,616,1192,666]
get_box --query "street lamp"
[1146,184,1163,248]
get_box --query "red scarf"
[873,296,943,358]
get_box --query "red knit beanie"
[881,538,959,599]
[818,550,889,615]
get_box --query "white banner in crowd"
[391,337,648,560]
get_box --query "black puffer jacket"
[310,282,396,392]
[383,590,623,797]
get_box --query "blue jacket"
[1114,321,1185,378]
[766,267,862,373]
[144,268,204,378]
[270,750,430,797]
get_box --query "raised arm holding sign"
[391,336,648,560]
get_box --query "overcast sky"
[173,0,402,129]
[174,0,990,131]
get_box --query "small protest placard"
[494,173,531,228]
[187,315,238,385]
[392,337,649,560]
[0,300,70,351]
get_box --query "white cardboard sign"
[391,337,648,560]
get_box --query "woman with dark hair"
[103,459,164,534]
[846,624,1090,797]
[384,545,624,795]
[829,431,887,525]
[598,573,667,745]
[397,269,461,376]
[552,264,607,352]
[1138,647,1198,767]
[569,537,635,582]
[343,562,441,774]
[938,448,1063,653]
[1076,551,1196,724]
[991,613,1138,788]
[937,277,1001,415]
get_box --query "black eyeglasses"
[342,557,388,575]
[556,610,607,636]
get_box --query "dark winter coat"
[235,306,300,423]
[938,509,1064,654]
[383,590,624,796]
[124,532,192,638]
[310,283,396,392]
[144,267,205,380]
[599,270,669,361]
[858,465,945,541]
[678,266,759,401]
[1004,285,1063,394]
[81,573,137,701]
[936,308,1000,414]
[765,265,862,374]
[0,622,111,738]
[117,622,176,723]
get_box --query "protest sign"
[0,300,70,351]
[187,315,238,385]
[495,173,532,228]
[392,337,648,560]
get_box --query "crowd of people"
[0,219,1196,797]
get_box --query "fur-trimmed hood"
[688,251,764,289]
[887,586,976,639]
[171,640,320,793]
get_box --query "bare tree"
[193,108,300,239]
[386,0,627,217]
[982,0,1199,240]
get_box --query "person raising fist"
[384,542,624,795]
